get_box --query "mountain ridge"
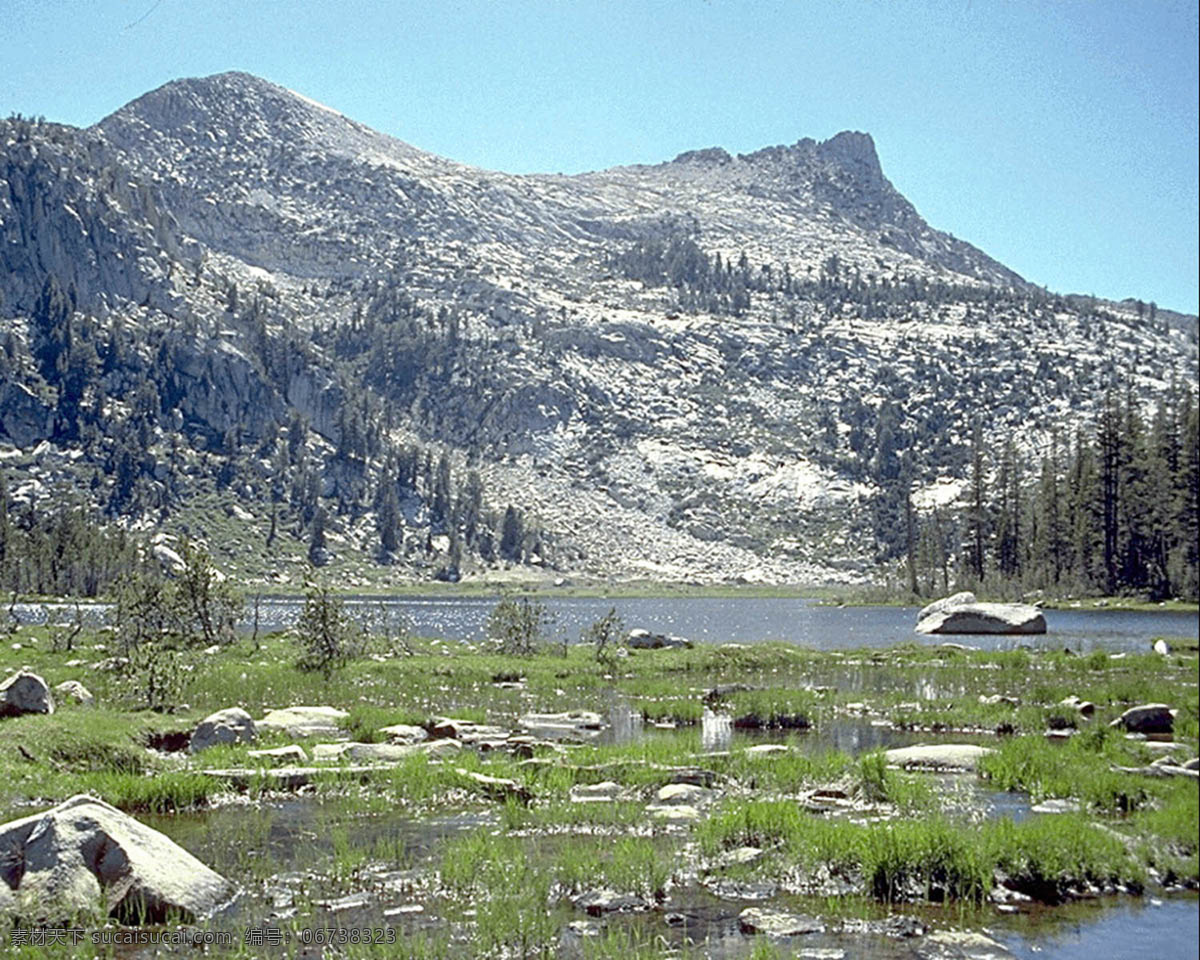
[0,73,1195,588]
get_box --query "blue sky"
[3,0,1197,313]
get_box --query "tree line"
[900,384,1198,600]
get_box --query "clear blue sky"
[3,0,1197,313]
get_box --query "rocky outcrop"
[190,707,257,753]
[0,670,54,717]
[0,382,53,448]
[916,602,1046,635]
[0,795,233,923]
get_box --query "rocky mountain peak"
[815,130,882,179]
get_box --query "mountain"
[1,73,1196,588]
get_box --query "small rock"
[707,878,777,901]
[53,679,94,707]
[570,781,622,802]
[648,803,700,822]
[0,670,54,717]
[317,893,371,912]
[720,846,764,867]
[383,904,424,918]
[655,782,710,805]
[738,907,824,937]
[744,744,790,758]
[573,888,650,916]
[378,723,428,744]
[456,768,531,803]
[190,707,257,753]
[566,919,603,936]
[430,717,509,743]
[1031,798,1080,814]
[1059,696,1095,716]
[247,745,309,765]
[1153,639,1170,656]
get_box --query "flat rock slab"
[200,764,405,789]
[916,603,1046,635]
[247,744,309,765]
[744,744,791,758]
[647,803,701,822]
[884,744,994,772]
[706,878,778,901]
[0,795,233,923]
[518,711,607,740]
[738,907,825,937]
[429,717,510,743]
[1031,798,1081,814]
[258,706,348,738]
[312,740,462,763]
[570,781,623,803]
[917,930,1015,959]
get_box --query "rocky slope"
[1,73,1196,586]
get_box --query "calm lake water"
[17,595,1198,651]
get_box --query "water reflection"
[701,709,733,752]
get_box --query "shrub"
[295,576,367,675]
[486,594,555,656]
[581,607,625,669]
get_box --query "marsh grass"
[81,770,224,813]
[979,732,1155,813]
[699,795,1148,905]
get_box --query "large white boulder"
[0,670,54,717]
[0,795,234,923]
[916,602,1046,635]
[916,592,977,622]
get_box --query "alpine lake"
[1,595,1196,959]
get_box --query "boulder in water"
[916,602,1046,635]
[0,795,234,923]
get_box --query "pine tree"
[964,423,987,582]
